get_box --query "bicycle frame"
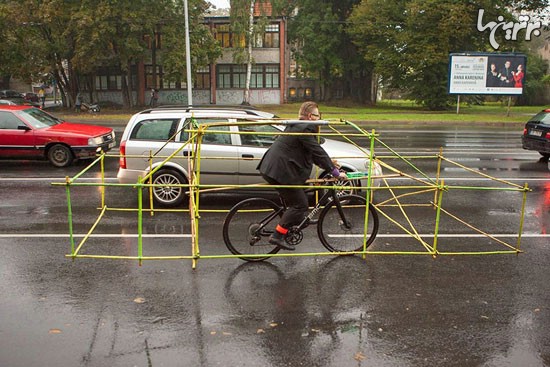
[272,180,350,233]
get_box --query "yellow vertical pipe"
[148,150,154,216]
[100,153,106,208]
[434,147,443,206]
[65,176,75,256]
[432,179,445,256]
[516,183,529,251]
[361,129,376,256]
[137,176,143,266]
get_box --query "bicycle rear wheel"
[317,194,379,253]
[223,198,283,262]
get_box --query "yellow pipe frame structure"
[52,119,530,268]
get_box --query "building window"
[145,65,161,89]
[262,24,279,48]
[289,87,297,99]
[217,65,232,88]
[146,65,210,90]
[215,22,279,48]
[94,71,122,91]
[249,66,263,88]
[217,64,279,89]
[214,24,231,48]
[264,65,279,88]
[195,67,210,89]
[217,65,246,88]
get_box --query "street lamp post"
[184,0,193,106]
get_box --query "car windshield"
[529,111,550,125]
[18,108,62,128]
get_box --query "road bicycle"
[222,175,379,262]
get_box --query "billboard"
[448,53,526,95]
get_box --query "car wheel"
[47,144,74,167]
[152,170,188,207]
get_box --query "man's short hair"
[298,101,318,119]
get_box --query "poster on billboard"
[448,53,526,95]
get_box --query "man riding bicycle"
[257,101,347,251]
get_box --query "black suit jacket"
[257,123,334,185]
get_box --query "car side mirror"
[17,125,31,131]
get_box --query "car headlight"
[88,136,103,146]
[364,159,381,175]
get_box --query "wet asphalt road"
[1,124,550,367]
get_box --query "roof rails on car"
[142,104,259,112]
[139,104,275,117]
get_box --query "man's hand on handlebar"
[331,165,348,180]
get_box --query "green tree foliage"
[517,53,549,105]
[287,0,374,102]
[161,1,221,86]
[0,0,220,107]
[0,0,77,96]
[348,0,549,109]
[230,0,256,104]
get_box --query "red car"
[0,105,115,167]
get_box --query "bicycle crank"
[286,226,303,246]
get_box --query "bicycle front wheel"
[317,194,379,253]
[223,198,283,262]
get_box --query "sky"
[208,0,230,9]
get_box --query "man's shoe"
[269,235,295,251]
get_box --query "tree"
[287,0,374,103]
[74,0,220,108]
[0,0,80,104]
[161,1,222,91]
[230,0,269,105]
[0,0,221,108]
[348,0,549,109]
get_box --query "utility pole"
[184,0,193,105]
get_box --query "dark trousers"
[262,174,308,229]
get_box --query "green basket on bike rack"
[346,171,367,179]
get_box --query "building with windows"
[204,15,287,105]
[79,4,290,107]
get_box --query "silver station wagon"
[117,106,382,207]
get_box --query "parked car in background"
[0,105,115,167]
[522,108,550,159]
[21,92,40,103]
[117,106,382,207]
[1,90,40,107]
[0,90,21,99]
[0,99,20,105]
[0,97,40,108]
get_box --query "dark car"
[0,90,40,108]
[522,109,550,159]
[22,92,39,103]
[0,105,115,167]
[0,89,22,99]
